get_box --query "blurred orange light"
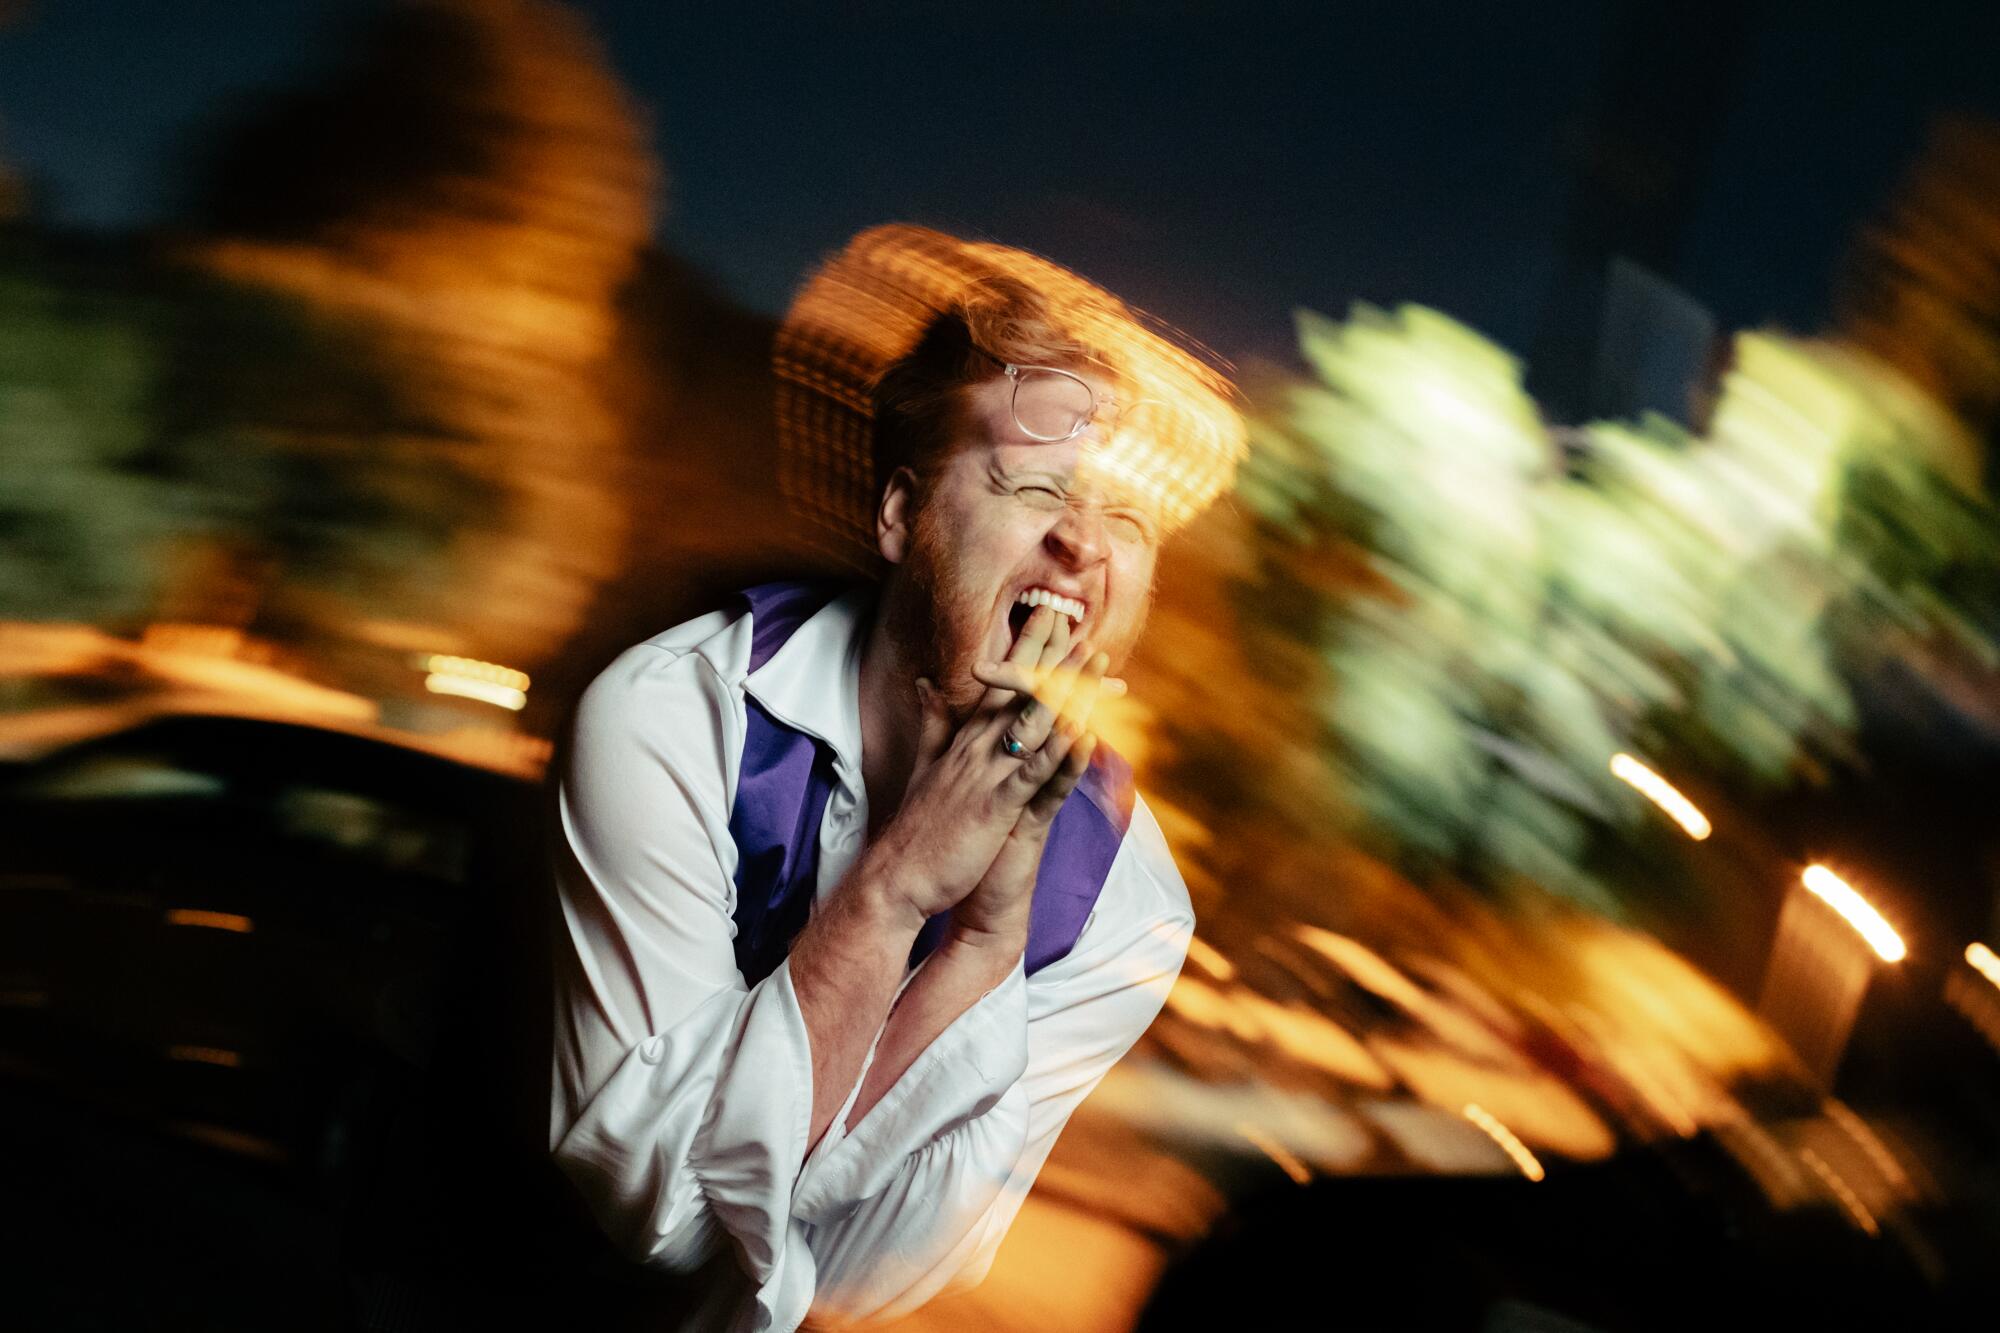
[1802,865,1906,962]
[1799,1146,1880,1237]
[167,1045,241,1068]
[165,908,253,934]
[1462,1103,1545,1181]
[1235,1122,1312,1185]
[1966,941,2000,988]
[1609,753,1711,840]
[1184,935,1237,982]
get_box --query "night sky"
[5,1,2000,371]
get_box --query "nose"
[1045,497,1109,569]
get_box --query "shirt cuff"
[684,954,816,1294]
[791,953,1029,1222]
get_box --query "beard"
[890,498,992,720]
[889,495,1158,722]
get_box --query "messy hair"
[871,275,1117,501]
[769,224,1244,549]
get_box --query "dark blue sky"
[4,1,1998,369]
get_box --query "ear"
[876,465,920,565]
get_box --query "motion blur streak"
[7,6,2000,1330]
[1965,940,2000,988]
[1799,1146,1881,1237]
[1182,935,1236,982]
[163,908,253,933]
[1461,1103,1546,1182]
[1802,865,1908,962]
[1234,1122,1313,1184]
[166,1045,242,1068]
[423,672,528,711]
[1608,752,1712,839]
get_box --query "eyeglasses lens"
[1012,368,1096,441]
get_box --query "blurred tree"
[1829,114,2000,749]
[178,0,657,669]
[0,233,178,622]
[1218,301,2000,916]
[1840,116,2000,463]
[139,266,499,642]
[0,225,476,639]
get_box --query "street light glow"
[424,672,528,711]
[1966,941,2000,989]
[1802,864,1906,962]
[1609,752,1712,840]
[421,654,530,709]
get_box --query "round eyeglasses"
[1000,362,1171,444]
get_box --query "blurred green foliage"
[1236,302,2000,912]
[0,231,493,636]
[0,245,179,622]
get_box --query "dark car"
[0,712,606,1330]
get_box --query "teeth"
[1014,587,1085,625]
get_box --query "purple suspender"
[725,579,1134,987]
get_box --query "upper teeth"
[1016,588,1085,624]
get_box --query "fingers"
[1025,730,1097,824]
[975,603,1062,719]
[1003,648,1110,801]
[980,604,1058,713]
[971,660,1126,699]
[1003,636,1091,753]
[1042,611,1071,671]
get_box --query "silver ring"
[1000,730,1029,759]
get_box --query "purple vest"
[725,579,1134,987]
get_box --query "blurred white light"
[424,673,527,711]
[1609,753,1712,840]
[1802,865,1906,962]
[421,654,530,691]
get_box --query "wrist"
[941,914,1030,965]
[850,842,933,938]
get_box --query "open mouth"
[1004,586,1087,652]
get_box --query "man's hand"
[827,609,1121,1139]
[949,630,1114,948]
[859,605,1106,930]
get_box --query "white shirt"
[547,582,1194,1332]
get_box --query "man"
[547,225,1244,1331]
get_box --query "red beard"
[895,499,992,716]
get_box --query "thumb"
[913,677,952,772]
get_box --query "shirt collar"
[741,581,876,778]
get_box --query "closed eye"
[1109,510,1154,541]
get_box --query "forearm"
[844,921,1025,1132]
[786,845,929,1152]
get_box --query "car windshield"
[9,736,474,885]
[13,750,227,800]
